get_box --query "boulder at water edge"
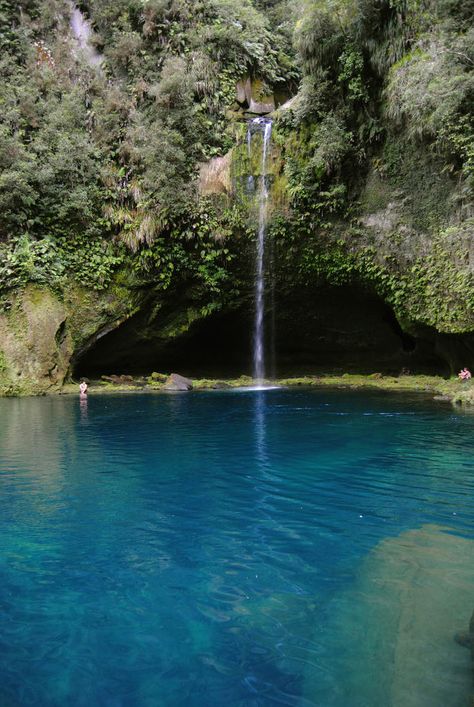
[163,373,193,391]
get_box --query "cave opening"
[74,285,449,380]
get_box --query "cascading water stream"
[248,117,273,384]
[68,1,103,67]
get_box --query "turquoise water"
[1,388,473,706]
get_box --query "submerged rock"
[454,627,473,649]
[305,525,474,707]
[163,373,193,391]
[454,609,474,704]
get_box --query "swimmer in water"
[79,380,88,396]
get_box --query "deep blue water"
[1,388,474,707]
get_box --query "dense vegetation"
[0,0,473,336]
[0,0,296,303]
[270,0,474,331]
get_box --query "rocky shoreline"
[39,372,474,407]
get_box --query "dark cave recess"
[75,285,468,379]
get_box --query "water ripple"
[0,389,473,706]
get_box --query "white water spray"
[248,118,273,383]
[69,2,103,67]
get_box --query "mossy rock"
[0,282,141,395]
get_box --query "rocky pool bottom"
[1,387,474,706]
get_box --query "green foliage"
[385,39,474,141]
[132,199,245,295]
[0,0,37,57]
[436,0,474,28]
[337,44,367,102]
[401,222,474,331]
[0,236,64,290]
[294,0,428,79]
[384,30,474,191]
[271,209,474,333]
[0,350,7,376]
[355,231,474,333]
[375,137,457,231]
[311,113,353,174]
[293,0,474,192]
[272,0,474,337]
[1,0,473,340]
[294,3,347,75]
[0,0,297,298]
[272,114,353,226]
[56,235,124,290]
[0,234,124,291]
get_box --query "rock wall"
[195,115,474,376]
[0,284,139,394]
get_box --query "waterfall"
[68,2,103,67]
[247,117,273,384]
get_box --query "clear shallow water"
[0,388,473,706]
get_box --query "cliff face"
[0,284,139,394]
[1,0,473,391]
